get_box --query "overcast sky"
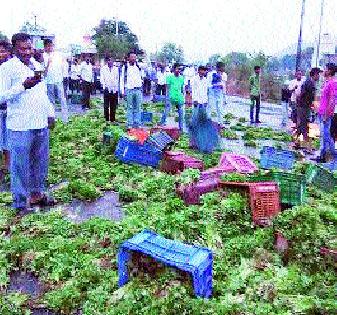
[1,0,336,61]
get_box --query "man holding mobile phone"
[0,33,55,214]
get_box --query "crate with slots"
[151,126,181,140]
[260,146,295,170]
[176,177,221,205]
[219,153,258,174]
[161,151,204,174]
[219,181,281,225]
[115,137,163,167]
[145,131,175,151]
[118,230,213,298]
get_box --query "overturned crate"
[115,137,163,167]
[260,146,295,170]
[118,230,213,298]
[176,177,221,205]
[161,151,204,174]
[145,131,175,151]
[218,153,258,174]
[219,181,281,226]
[151,126,181,140]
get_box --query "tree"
[0,32,7,41]
[208,53,221,66]
[155,42,184,64]
[92,19,140,58]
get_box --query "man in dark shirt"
[296,68,321,145]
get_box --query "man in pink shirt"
[317,63,337,163]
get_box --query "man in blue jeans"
[207,62,228,128]
[0,40,12,174]
[120,52,143,128]
[0,33,55,214]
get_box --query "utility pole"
[316,0,325,66]
[296,0,306,71]
[33,13,37,30]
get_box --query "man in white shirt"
[191,66,210,108]
[80,57,93,110]
[120,52,143,128]
[155,65,168,96]
[43,39,69,123]
[100,57,119,122]
[189,66,220,152]
[0,33,55,213]
[70,59,81,95]
[207,62,228,127]
[0,40,12,174]
[288,70,305,124]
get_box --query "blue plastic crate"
[118,230,213,298]
[260,146,295,170]
[115,137,163,167]
[141,111,153,124]
[145,131,174,151]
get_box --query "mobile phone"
[34,70,43,80]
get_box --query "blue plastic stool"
[118,230,213,298]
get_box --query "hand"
[48,117,55,129]
[23,77,41,90]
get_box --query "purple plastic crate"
[219,153,258,174]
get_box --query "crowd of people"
[282,65,337,163]
[0,32,337,214]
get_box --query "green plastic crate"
[247,172,306,206]
[271,172,306,206]
[311,166,337,192]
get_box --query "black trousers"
[70,79,80,94]
[104,90,118,122]
[143,78,151,95]
[296,106,310,139]
[156,84,166,96]
[82,81,92,108]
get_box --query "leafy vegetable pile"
[0,110,335,314]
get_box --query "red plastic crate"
[176,183,200,205]
[151,126,181,140]
[127,128,150,144]
[219,181,280,225]
[249,183,280,225]
[218,153,258,174]
[161,151,187,174]
[161,153,204,174]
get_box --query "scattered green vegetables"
[0,108,335,314]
